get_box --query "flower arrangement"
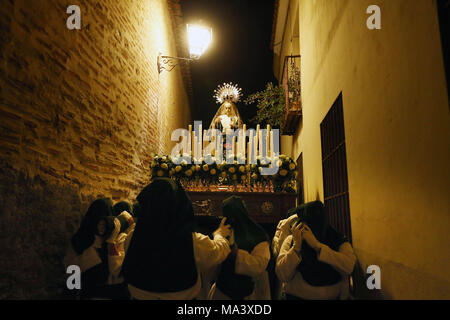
[149,153,297,193]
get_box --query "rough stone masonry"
[0,0,191,299]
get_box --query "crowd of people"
[64,177,357,300]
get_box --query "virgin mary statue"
[210,83,243,133]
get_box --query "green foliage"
[244,82,285,128]
[287,65,301,105]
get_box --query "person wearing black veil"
[113,201,133,217]
[208,196,271,300]
[275,201,357,300]
[64,198,116,298]
[122,178,231,300]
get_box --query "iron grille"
[320,93,352,243]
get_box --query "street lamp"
[158,24,212,74]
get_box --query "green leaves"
[244,82,285,128]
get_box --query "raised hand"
[292,222,303,252]
[214,217,232,239]
[301,224,321,252]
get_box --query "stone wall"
[289,0,449,299]
[0,0,191,299]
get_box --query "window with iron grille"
[320,93,352,243]
[296,153,304,206]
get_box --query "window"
[320,93,352,243]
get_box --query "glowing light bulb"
[187,24,212,59]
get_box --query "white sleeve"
[275,235,301,282]
[107,233,128,281]
[271,220,284,257]
[272,215,296,257]
[124,228,135,254]
[193,232,231,272]
[235,241,270,278]
[317,242,357,275]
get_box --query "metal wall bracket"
[158,53,193,74]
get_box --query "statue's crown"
[214,82,242,104]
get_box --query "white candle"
[203,130,207,155]
[259,130,263,158]
[242,124,246,159]
[211,131,216,156]
[256,124,260,157]
[253,131,258,161]
[188,124,192,156]
[248,133,253,164]
[193,134,198,161]
[270,130,274,159]
[198,124,202,160]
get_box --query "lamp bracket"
[158,54,194,74]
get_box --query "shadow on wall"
[0,164,100,299]
[352,260,392,300]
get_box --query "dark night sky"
[180,0,277,126]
